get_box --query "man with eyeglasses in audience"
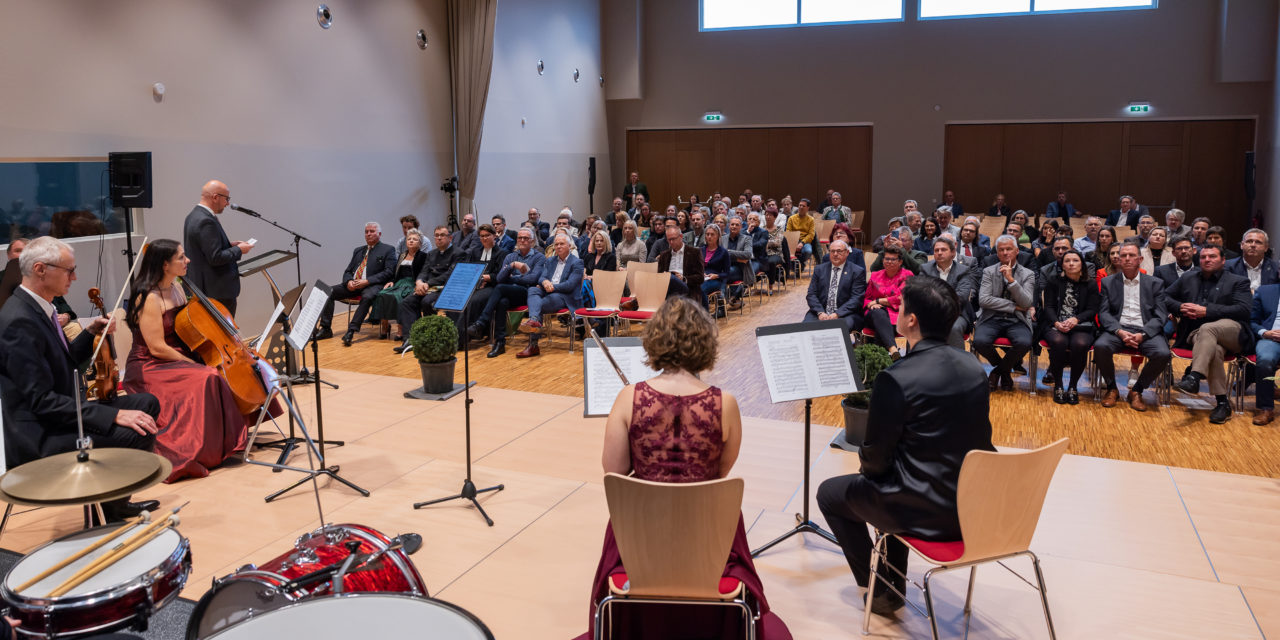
[394,225,461,354]
[921,236,975,349]
[973,235,1035,391]
[1094,241,1172,411]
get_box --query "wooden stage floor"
[0,370,1275,638]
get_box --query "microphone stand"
[234,207,337,390]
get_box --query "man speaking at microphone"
[183,180,254,317]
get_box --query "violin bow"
[88,237,149,365]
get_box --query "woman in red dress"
[122,239,249,483]
[578,296,791,639]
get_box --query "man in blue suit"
[1225,228,1279,295]
[516,234,583,358]
[803,240,866,333]
[1044,191,1077,219]
[1251,282,1280,426]
[469,227,545,358]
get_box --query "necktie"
[50,309,68,351]
[964,244,972,257]
[354,248,369,280]
[826,267,840,314]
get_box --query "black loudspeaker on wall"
[1245,151,1257,201]
[108,151,153,209]
[588,156,597,196]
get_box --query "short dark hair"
[900,276,959,342]
[800,198,811,206]
[880,245,905,260]
[1172,237,1194,249]
[491,214,506,223]
[399,214,420,226]
[1207,225,1225,237]
[477,224,496,236]
[1201,243,1224,259]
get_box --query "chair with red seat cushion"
[1168,344,1242,412]
[572,270,627,347]
[864,439,1069,639]
[616,271,669,336]
[968,335,1038,396]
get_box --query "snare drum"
[205,594,492,639]
[187,523,426,639]
[1,524,191,638]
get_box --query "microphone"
[229,203,260,217]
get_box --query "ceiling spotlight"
[537,59,545,76]
[316,4,332,29]
[573,69,580,83]
[416,29,428,49]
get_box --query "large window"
[700,0,903,31]
[919,0,1155,20]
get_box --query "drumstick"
[13,512,151,593]
[47,516,179,598]
[43,502,187,597]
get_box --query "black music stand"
[749,319,860,557]
[411,263,505,526]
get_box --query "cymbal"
[0,449,165,503]
[0,458,170,508]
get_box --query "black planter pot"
[835,398,869,451]
[419,358,457,394]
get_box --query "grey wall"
[608,0,1274,236]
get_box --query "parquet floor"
[316,268,1280,478]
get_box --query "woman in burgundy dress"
[122,239,249,483]
[579,296,791,639]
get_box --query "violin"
[86,287,119,401]
[172,278,270,415]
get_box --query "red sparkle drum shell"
[186,523,427,639]
[1,524,191,639]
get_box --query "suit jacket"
[725,232,757,287]
[1045,201,1076,218]
[451,229,480,256]
[979,249,1035,271]
[1042,271,1101,328]
[1154,262,1194,290]
[183,206,242,300]
[497,229,517,253]
[657,245,704,294]
[1098,272,1168,339]
[468,244,509,289]
[0,289,120,467]
[806,261,866,319]
[956,242,988,263]
[622,182,649,209]
[583,251,616,276]
[683,229,706,249]
[852,339,995,539]
[496,248,546,287]
[416,244,461,287]
[977,262,1036,329]
[533,254,585,309]
[646,237,670,263]
[1251,284,1280,338]
[341,242,397,288]
[1225,257,1280,291]
[1163,268,1254,352]
[920,260,975,323]
[1106,209,1142,230]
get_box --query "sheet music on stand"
[755,320,859,403]
[582,337,659,417]
[288,281,331,352]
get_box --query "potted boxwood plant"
[837,342,894,450]
[410,314,458,394]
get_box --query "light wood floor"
[0,372,1273,639]
[317,269,1280,478]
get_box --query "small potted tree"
[834,342,894,451]
[410,314,459,394]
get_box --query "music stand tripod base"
[404,381,476,402]
[413,479,504,526]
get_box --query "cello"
[172,278,270,416]
[86,287,119,401]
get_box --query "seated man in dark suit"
[1106,195,1143,230]
[526,208,551,244]
[803,240,865,333]
[656,226,704,300]
[468,227,545,358]
[317,222,397,345]
[491,214,517,252]
[452,224,507,346]
[1225,228,1279,295]
[1044,191,1077,218]
[920,236,975,349]
[1250,282,1280,426]
[394,226,461,353]
[515,234,583,358]
[0,237,161,521]
[1154,237,1197,290]
[956,222,988,262]
[818,276,994,616]
[1168,244,1254,424]
[973,236,1037,391]
[1094,242,1172,411]
[451,213,480,256]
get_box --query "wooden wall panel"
[672,129,719,206]
[767,128,819,207]
[816,126,872,218]
[944,124,1003,218]
[1001,124,1062,217]
[1125,146,1183,216]
[1184,119,1256,241]
[628,129,673,213]
[719,129,771,202]
[1059,122,1123,217]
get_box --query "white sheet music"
[288,285,328,351]
[584,342,659,417]
[756,327,858,403]
[253,302,285,350]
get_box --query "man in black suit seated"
[956,222,988,263]
[920,236,975,348]
[453,224,508,345]
[940,189,964,218]
[451,213,480,256]
[526,208,550,244]
[1155,237,1197,290]
[818,276,995,616]
[1044,191,1077,219]
[1106,195,1143,230]
[182,180,253,317]
[317,222,397,345]
[978,227,1036,270]
[1168,244,1254,423]
[491,214,517,252]
[656,226,703,300]
[1094,241,1172,412]
[394,226,461,353]
[0,237,160,521]
[1225,228,1279,295]
[802,240,865,333]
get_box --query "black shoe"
[314,327,334,340]
[988,369,1001,391]
[1012,363,1027,375]
[100,499,160,523]
[999,373,1014,391]
[865,588,906,617]
[1041,373,1053,385]
[487,341,505,358]
[393,340,411,354]
[1174,373,1202,396]
[1210,401,1232,424]
[1067,389,1079,405]
[1053,386,1066,404]
[466,322,486,340]
[341,331,354,347]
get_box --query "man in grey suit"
[920,236,975,349]
[803,240,865,333]
[182,180,252,316]
[724,216,755,309]
[973,235,1036,391]
[1094,242,1172,412]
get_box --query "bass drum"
[187,523,426,639]
[205,593,493,639]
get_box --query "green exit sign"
[703,113,723,123]
[1128,104,1150,113]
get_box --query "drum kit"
[0,449,493,639]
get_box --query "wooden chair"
[1114,226,1138,242]
[863,438,1069,639]
[594,472,757,640]
[783,231,806,277]
[336,295,390,339]
[572,270,627,343]
[849,210,867,247]
[618,271,669,335]
[978,218,1006,243]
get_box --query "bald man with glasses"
[183,180,253,317]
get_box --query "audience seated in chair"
[452,224,508,345]
[973,236,1036,392]
[1251,282,1280,426]
[700,224,732,314]
[863,246,913,350]
[785,199,817,266]
[1155,237,1197,290]
[803,239,866,334]
[1045,191,1077,219]
[1041,249,1100,405]
[655,226,704,302]
[393,225,461,353]
[467,228,545,359]
[515,234,584,359]
[870,227,924,274]
[1225,228,1279,295]
[451,213,480,256]
[317,222,397,344]
[920,236,975,349]
[372,228,427,342]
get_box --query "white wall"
[609,1,1274,234]
[474,0,613,226]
